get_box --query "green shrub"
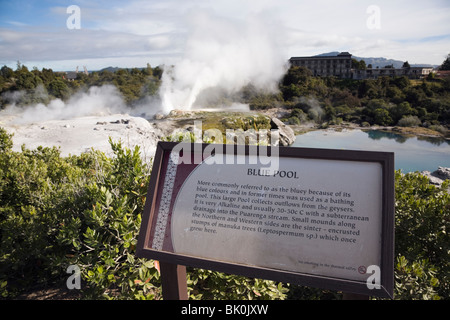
[398,115,422,127]
[1,126,449,300]
[428,124,447,134]
[221,115,271,131]
[187,269,288,300]
[0,137,95,297]
[395,256,440,300]
[394,171,449,299]
[0,130,288,300]
[0,127,13,152]
[65,139,159,299]
[373,108,394,126]
[0,129,159,299]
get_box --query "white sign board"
[137,142,394,298]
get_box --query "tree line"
[1,56,449,132]
[0,62,163,108]
[275,64,450,129]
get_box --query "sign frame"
[136,141,395,299]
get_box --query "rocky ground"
[1,107,448,185]
[0,108,290,157]
[0,113,179,161]
[421,167,450,186]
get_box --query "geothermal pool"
[291,129,450,173]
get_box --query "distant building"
[289,52,352,78]
[63,66,88,81]
[64,72,78,81]
[289,52,434,80]
[352,66,434,80]
[434,70,450,78]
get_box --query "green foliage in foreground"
[0,127,448,300]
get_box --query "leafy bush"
[428,124,447,134]
[398,115,422,127]
[394,171,449,299]
[64,139,159,299]
[221,115,271,131]
[187,269,288,300]
[372,108,393,126]
[395,256,440,300]
[281,108,308,125]
[0,129,288,300]
[1,127,449,300]
[0,129,159,299]
[0,138,95,296]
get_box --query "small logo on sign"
[358,265,367,274]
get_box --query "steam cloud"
[301,96,324,123]
[1,11,288,123]
[159,10,287,113]
[1,85,153,124]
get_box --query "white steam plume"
[1,85,151,124]
[159,10,287,113]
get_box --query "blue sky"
[1,0,449,71]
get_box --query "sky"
[1,0,449,71]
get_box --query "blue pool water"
[291,129,450,173]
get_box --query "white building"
[290,52,434,80]
[352,66,434,80]
[289,52,353,78]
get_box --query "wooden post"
[160,262,188,300]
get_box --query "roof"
[290,53,352,60]
[435,70,450,77]
[66,72,77,79]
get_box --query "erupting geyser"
[158,10,287,113]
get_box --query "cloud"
[0,1,188,68]
[5,21,29,27]
[0,27,175,60]
[278,0,450,64]
[1,0,449,70]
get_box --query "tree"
[439,53,450,70]
[39,68,56,85]
[373,108,393,126]
[0,65,13,79]
[352,59,366,70]
[48,79,70,99]
[390,101,416,124]
[281,66,312,86]
[359,59,366,70]
[402,61,410,68]
[392,76,411,89]
[142,63,153,76]
[281,83,302,101]
[15,69,42,90]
